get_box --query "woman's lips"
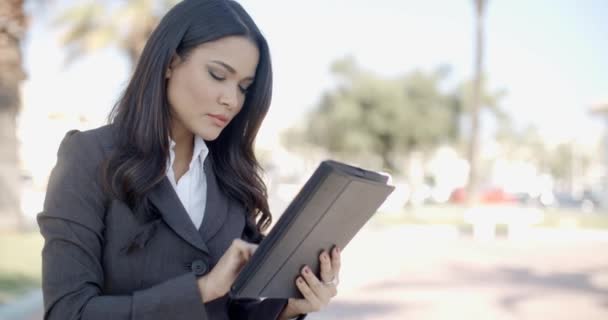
[208,114,228,126]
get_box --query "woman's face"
[166,35,260,141]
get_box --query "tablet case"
[230,160,395,299]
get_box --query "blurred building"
[589,101,608,208]
[590,101,608,172]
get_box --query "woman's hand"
[279,246,341,320]
[197,239,257,303]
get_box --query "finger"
[319,251,334,283]
[231,239,258,261]
[287,297,312,315]
[245,243,258,256]
[301,266,332,303]
[232,239,258,254]
[331,246,341,276]
[296,276,323,312]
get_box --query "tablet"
[230,160,395,299]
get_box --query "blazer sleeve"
[228,298,307,320]
[37,130,209,320]
[229,298,287,319]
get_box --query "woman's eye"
[208,70,225,81]
[239,86,249,94]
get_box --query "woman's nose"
[219,86,238,110]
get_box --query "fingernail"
[304,267,310,273]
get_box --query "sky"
[16,0,608,182]
[240,0,608,147]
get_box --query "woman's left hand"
[278,246,341,320]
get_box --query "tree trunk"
[123,15,160,72]
[0,109,23,229]
[0,0,27,230]
[466,0,486,204]
[379,133,395,172]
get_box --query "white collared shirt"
[166,135,209,229]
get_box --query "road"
[15,225,608,319]
[307,225,608,320]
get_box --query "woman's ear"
[166,54,182,79]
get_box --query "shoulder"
[45,125,116,209]
[54,124,118,179]
[57,123,115,159]
[42,126,116,231]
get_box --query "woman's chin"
[196,128,222,141]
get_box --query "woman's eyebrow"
[210,60,254,80]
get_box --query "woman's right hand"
[197,238,258,302]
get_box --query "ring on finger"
[322,276,339,286]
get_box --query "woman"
[37,0,340,319]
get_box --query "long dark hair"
[102,0,273,240]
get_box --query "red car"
[449,187,517,204]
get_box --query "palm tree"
[55,0,179,70]
[466,0,487,203]
[0,0,27,230]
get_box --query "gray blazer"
[37,124,299,320]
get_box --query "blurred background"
[1,0,607,319]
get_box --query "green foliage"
[545,143,592,183]
[0,232,44,304]
[291,57,504,173]
[54,0,180,67]
[548,144,574,180]
[496,123,547,163]
[495,122,593,182]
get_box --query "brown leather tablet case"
[230,160,395,299]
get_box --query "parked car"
[449,187,517,204]
[552,190,602,213]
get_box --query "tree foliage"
[55,0,179,68]
[288,57,504,173]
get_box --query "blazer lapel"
[148,177,210,254]
[99,124,222,254]
[198,157,229,243]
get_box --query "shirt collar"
[191,135,209,169]
[167,135,209,173]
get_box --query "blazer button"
[191,259,208,276]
